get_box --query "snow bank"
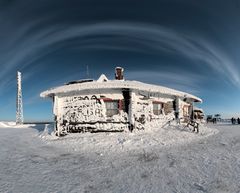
[0,122,16,128]
[40,123,218,154]
[38,124,57,139]
[0,122,36,129]
[2,123,238,193]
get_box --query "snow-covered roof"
[65,79,93,85]
[194,107,204,113]
[40,75,202,102]
[97,74,109,82]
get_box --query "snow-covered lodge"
[40,67,202,136]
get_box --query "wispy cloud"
[0,21,239,94]
[126,70,204,95]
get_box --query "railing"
[185,118,199,133]
[161,118,176,128]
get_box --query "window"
[105,101,119,117]
[153,102,163,115]
[164,101,173,115]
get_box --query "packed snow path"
[0,123,240,193]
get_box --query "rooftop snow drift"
[40,74,202,102]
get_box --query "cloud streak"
[126,70,204,94]
[0,21,239,94]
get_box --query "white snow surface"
[1,122,240,193]
[40,79,202,102]
[0,121,37,128]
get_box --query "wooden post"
[190,102,194,121]
[128,90,135,131]
[175,97,180,123]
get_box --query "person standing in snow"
[232,117,237,124]
[213,118,217,124]
[231,117,234,125]
[237,118,240,124]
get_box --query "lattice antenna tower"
[16,71,23,124]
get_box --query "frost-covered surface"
[40,79,202,102]
[41,122,218,153]
[41,74,201,134]
[53,88,177,134]
[0,121,35,128]
[1,122,240,192]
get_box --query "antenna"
[86,65,89,78]
[16,71,23,125]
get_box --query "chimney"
[115,67,124,80]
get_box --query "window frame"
[183,105,190,117]
[152,101,163,115]
[103,99,120,117]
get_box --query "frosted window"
[105,101,119,117]
[153,103,162,115]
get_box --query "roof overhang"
[40,80,202,103]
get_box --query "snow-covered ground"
[0,122,240,193]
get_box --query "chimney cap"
[115,66,124,71]
[115,66,124,80]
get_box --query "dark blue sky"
[0,0,240,121]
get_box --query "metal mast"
[16,71,23,124]
[86,65,89,78]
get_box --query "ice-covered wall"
[60,95,105,122]
[130,90,175,130]
[178,99,191,120]
[52,88,191,135]
[54,90,129,135]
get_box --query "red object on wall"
[152,101,164,108]
[102,98,123,111]
[102,98,113,102]
[119,100,123,110]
